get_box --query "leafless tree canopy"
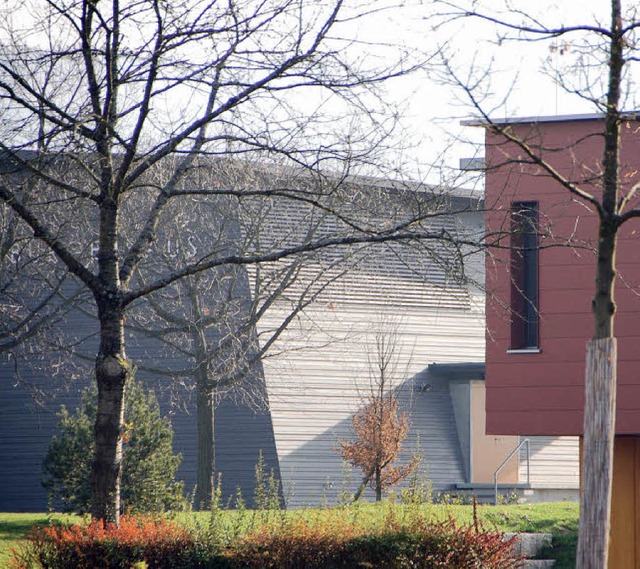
[0,0,482,522]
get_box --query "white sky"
[1,0,633,184]
[364,0,633,181]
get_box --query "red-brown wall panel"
[487,408,583,436]
[489,386,583,411]
[487,361,584,387]
[485,117,640,436]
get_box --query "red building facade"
[483,115,640,437]
[481,114,640,567]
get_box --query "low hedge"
[11,513,523,568]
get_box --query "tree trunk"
[353,470,373,502]
[91,195,129,524]
[190,284,216,510]
[577,223,619,568]
[575,3,623,564]
[91,305,129,524]
[576,192,619,567]
[375,465,382,501]
[577,338,617,568]
[195,386,215,509]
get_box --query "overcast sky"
[1,0,634,185]
[371,0,636,181]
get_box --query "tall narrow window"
[510,202,539,349]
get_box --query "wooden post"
[577,338,617,568]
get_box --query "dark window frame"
[510,201,539,349]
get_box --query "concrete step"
[452,483,531,504]
[521,561,555,568]
[505,532,552,557]
[504,532,555,567]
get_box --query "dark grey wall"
[0,315,281,512]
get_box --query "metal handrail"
[493,438,530,505]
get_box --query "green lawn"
[0,513,82,567]
[0,502,578,568]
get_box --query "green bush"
[42,375,185,514]
[253,451,282,511]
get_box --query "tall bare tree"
[433,0,640,565]
[126,189,351,508]
[0,0,465,523]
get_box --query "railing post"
[526,439,530,486]
[493,438,530,505]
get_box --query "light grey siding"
[0,375,81,512]
[260,210,486,507]
[520,436,580,488]
[0,187,486,511]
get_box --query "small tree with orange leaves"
[339,396,419,502]
[338,325,419,502]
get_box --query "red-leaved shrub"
[232,515,522,568]
[11,510,524,568]
[10,516,194,569]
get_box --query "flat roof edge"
[462,111,640,127]
[427,362,485,381]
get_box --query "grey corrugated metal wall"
[0,311,282,512]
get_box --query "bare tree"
[0,199,90,389]
[433,1,640,565]
[338,322,419,502]
[126,190,352,508]
[0,0,465,523]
